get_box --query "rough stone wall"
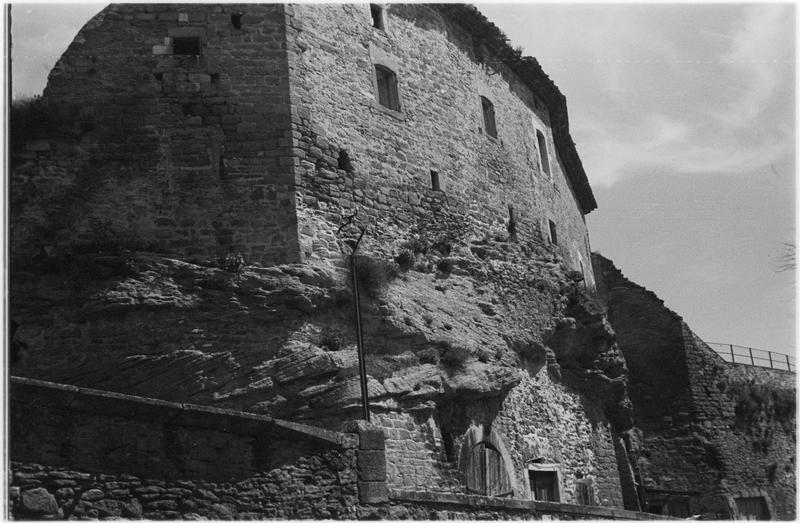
[373,372,625,508]
[9,377,359,520]
[284,4,594,284]
[12,3,299,266]
[593,254,796,519]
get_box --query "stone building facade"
[14,3,595,285]
[9,3,792,521]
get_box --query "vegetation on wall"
[728,379,795,452]
[10,96,94,151]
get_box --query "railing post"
[787,354,792,372]
[749,347,754,366]
[730,344,735,363]
[768,351,773,369]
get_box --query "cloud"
[710,4,795,127]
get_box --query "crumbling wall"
[284,3,594,285]
[593,253,795,519]
[11,3,299,266]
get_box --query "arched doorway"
[465,441,513,497]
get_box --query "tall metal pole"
[350,250,370,422]
[337,213,370,423]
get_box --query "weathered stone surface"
[20,487,59,515]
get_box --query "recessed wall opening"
[231,13,243,29]
[529,470,559,502]
[375,65,400,111]
[507,205,516,238]
[536,129,551,178]
[153,72,163,82]
[548,220,558,245]
[173,36,201,55]
[430,170,441,191]
[370,4,385,30]
[210,73,220,84]
[338,150,354,173]
[481,96,497,138]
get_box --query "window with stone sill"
[375,65,400,111]
[481,96,497,139]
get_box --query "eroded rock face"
[545,286,634,432]
[11,232,631,436]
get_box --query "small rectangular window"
[430,170,441,191]
[481,96,497,139]
[375,65,400,111]
[173,36,201,55]
[370,4,385,30]
[529,470,559,502]
[536,129,551,178]
[548,220,558,245]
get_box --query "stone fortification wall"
[592,254,795,519]
[12,3,299,266]
[284,4,594,284]
[9,377,360,519]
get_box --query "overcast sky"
[9,3,796,357]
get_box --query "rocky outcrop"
[11,227,626,433]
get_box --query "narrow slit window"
[375,65,400,111]
[430,170,441,191]
[173,36,201,55]
[536,130,551,178]
[370,4,385,30]
[481,96,497,138]
[231,13,243,29]
[548,220,558,245]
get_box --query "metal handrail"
[705,342,795,372]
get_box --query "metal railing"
[706,342,795,372]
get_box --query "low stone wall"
[9,376,360,519]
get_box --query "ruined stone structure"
[9,3,794,520]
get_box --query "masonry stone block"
[357,480,388,504]
[357,449,386,482]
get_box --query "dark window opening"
[370,4,385,30]
[735,497,770,520]
[430,170,441,191]
[210,73,220,84]
[375,65,400,111]
[536,130,550,177]
[548,220,558,245]
[338,150,354,173]
[529,470,559,502]
[466,442,513,497]
[173,36,201,55]
[231,13,242,29]
[507,205,516,238]
[481,96,497,138]
[153,72,163,82]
